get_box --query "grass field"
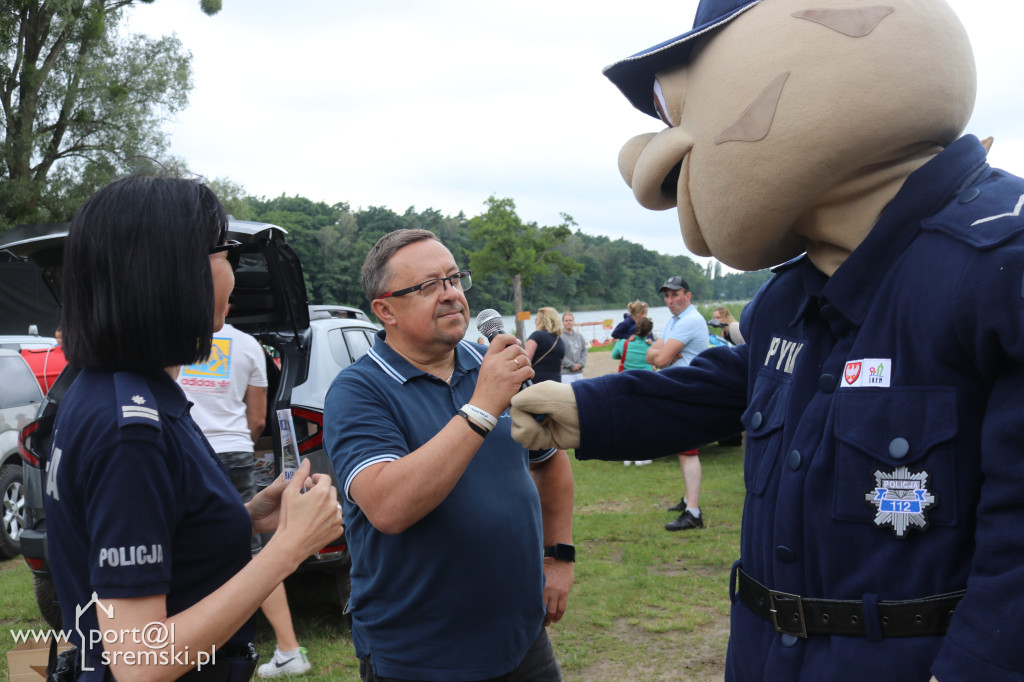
[0,442,742,681]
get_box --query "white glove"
[510,380,581,450]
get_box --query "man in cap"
[646,276,708,531]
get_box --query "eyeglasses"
[380,270,473,299]
[209,239,242,255]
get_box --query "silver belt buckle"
[769,589,808,638]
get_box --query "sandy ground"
[581,348,620,379]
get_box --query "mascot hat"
[604,0,763,117]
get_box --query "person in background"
[710,307,744,346]
[44,175,342,681]
[178,305,313,678]
[612,316,656,466]
[610,300,651,341]
[324,229,574,681]
[525,307,566,384]
[645,277,709,531]
[559,311,588,385]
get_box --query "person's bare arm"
[647,338,685,369]
[243,384,267,444]
[531,449,574,625]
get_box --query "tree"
[0,0,218,230]
[467,196,583,340]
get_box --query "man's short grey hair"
[362,229,440,300]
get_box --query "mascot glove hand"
[510,380,580,450]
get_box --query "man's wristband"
[457,410,489,438]
[461,404,497,429]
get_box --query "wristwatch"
[543,543,576,563]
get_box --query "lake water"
[464,306,679,344]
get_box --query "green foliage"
[215,189,771,316]
[0,0,217,230]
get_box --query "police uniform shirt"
[571,136,1024,681]
[44,368,255,674]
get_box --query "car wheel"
[0,461,24,559]
[33,572,63,630]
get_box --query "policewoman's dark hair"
[61,175,228,371]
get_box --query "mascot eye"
[653,80,675,127]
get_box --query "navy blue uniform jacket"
[572,136,1024,682]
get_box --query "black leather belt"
[736,568,964,638]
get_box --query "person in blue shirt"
[508,0,1024,680]
[646,277,709,531]
[324,229,574,682]
[46,176,342,681]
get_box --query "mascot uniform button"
[820,304,841,321]
[776,546,796,563]
[781,634,799,648]
[818,374,838,393]
[889,437,910,459]
[787,450,802,471]
[751,412,763,429]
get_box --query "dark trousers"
[359,628,561,682]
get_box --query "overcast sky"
[125,1,1024,264]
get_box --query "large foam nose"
[617,128,694,211]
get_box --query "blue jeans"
[359,628,561,682]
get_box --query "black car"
[0,220,353,628]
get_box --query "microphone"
[475,309,546,423]
[477,309,531,390]
[476,308,506,344]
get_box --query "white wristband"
[461,404,497,429]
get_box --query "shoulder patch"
[922,172,1024,249]
[114,372,162,431]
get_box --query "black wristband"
[457,410,488,438]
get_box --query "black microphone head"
[476,309,505,341]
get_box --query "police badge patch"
[864,467,936,537]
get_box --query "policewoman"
[45,176,343,681]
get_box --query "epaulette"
[113,372,162,431]
[922,171,1024,250]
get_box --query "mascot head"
[606,0,977,274]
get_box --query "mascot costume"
[510,0,1024,680]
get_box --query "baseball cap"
[603,0,764,119]
[659,276,690,293]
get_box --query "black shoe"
[665,510,704,531]
[667,497,687,512]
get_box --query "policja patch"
[864,466,936,537]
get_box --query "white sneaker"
[258,647,311,678]
[635,460,653,466]
[624,461,633,466]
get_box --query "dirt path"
[581,349,620,378]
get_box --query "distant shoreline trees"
[218,189,773,316]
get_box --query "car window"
[345,329,373,360]
[0,355,43,409]
[326,327,375,370]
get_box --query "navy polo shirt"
[572,136,1024,681]
[45,368,254,677]
[324,333,549,681]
